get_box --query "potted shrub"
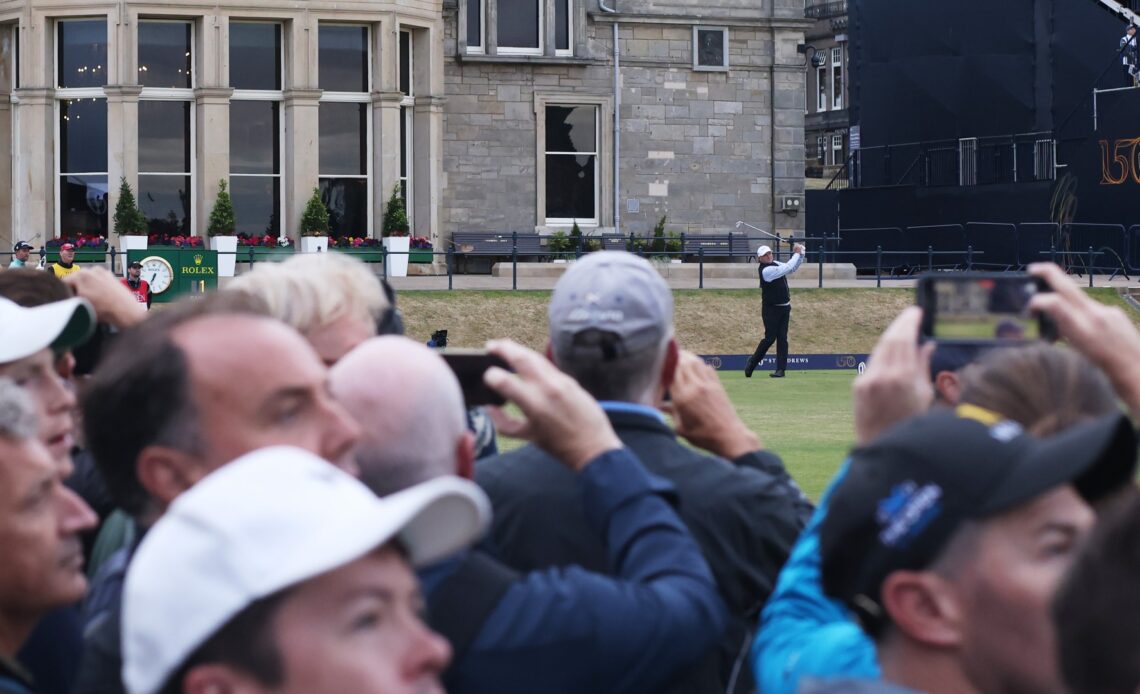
[548,231,573,262]
[207,180,238,277]
[299,187,330,253]
[382,183,411,277]
[113,177,149,273]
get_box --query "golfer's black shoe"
[769,370,785,378]
[744,357,757,378]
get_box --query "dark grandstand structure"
[807,0,1140,274]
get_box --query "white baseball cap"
[122,446,491,694]
[0,296,96,364]
[756,245,773,258]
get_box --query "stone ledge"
[492,261,856,280]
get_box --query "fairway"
[498,369,856,501]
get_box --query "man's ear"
[456,430,477,480]
[934,370,962,405]
[659,339,680,392]
[880,570,963,648]
[181,663,268,694]
[136,445,209,512]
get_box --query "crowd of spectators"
[0,250,1138,694]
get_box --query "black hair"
[82,292,270,517]
[160,589,291,694]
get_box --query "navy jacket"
[424,447,728,694]
[476,407,812,693]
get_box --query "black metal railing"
[805,0,847,19]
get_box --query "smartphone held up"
[916,272,1057,344]
[441,348,511,407]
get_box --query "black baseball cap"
[820,408,1137,634]
[128,261,142,269]
[12,241,32,252]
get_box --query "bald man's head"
[331,337,471,496]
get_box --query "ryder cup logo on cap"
[548,251,674,358]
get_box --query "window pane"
[546,154,595,220]
[467,0,482,47]
[319,25,368,92]
[139,21,192,88]
[139,101,190,174]
[498,0,539,49]
[545,106,595,153]
[833,65,843,108]
[319,102,367,175]
[60,98,107,173]
[696,29,724,67]
[399,31,410,96]
[59,175,108,236]
[230,23,280,90]
[319,178,368,236]
[138,174,190,235]
[58,19,106,88]
[400,106,409,179]
[230,175,280,237]
[555,0,569,50]
[230,101,279,174]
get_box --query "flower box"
[237,246,295,263]
[409,249,434,263]
[330,246,385,262]
[45,248,107,264]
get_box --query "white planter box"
[383,236,410,277]
[209,236,238,277]
[118,235,148,276]
[300,236,329,254]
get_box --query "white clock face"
[140,256,175,294]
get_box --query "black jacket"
[475,408,813,694]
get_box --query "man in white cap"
[0,295,96,467]
[121,447,489,694]
[745,242,806,378]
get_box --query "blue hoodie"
[752,460,881,693]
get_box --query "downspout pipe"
[599,0,620,233]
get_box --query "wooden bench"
[682,233,752,260]
[450,232,548,271]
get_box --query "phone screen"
[440,349,510,407]
[918,274,1054,342]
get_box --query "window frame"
[816,64,827,112]
[399,29,414,226]
[137,18,196,238]
[496,0,544,56]
[318,23,373,236]
[465,0,485,54]
[830,45,843,111]
[536,95,610,229]
[54,17,109,238]
[832,133,844,165]
[692,26,729,72]
[229,21,285,238]
[554,0,573,57]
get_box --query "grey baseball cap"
[548,251,673,359]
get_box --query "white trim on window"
[318,23,373,234]
[465,0,485,54]
[692,26,729,71]
[543,104,599,227]
[230,21,285,237]
[496,0,543,56]
[554,0,573,57]
[816,65,827,112]
[830,45,843,111]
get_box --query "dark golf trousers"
[751,304,791,372]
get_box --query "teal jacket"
[752,460,881,693]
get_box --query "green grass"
[499,369,857,501]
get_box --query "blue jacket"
[421,448,729,694]
[752,459,880,694]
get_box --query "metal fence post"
[1089,246,1095,288]
[927,244,934,272]
[512,231,518,291]
[876,245,883,288]
[248,246,256,268]
[818,235,824,288]
[1050,244,1056,265]
[966,244,974,270]
[381,244,388,281]
[699,247,704,289]
[447,247,454,291]
[109,246,118,274]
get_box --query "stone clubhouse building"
[0,0,808,254]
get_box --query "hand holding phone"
[441,349,511,407]
[916,272,1056,344]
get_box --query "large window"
[544,105,597,225]
[319,25,370,237]
[399,30,413,217]
[831,46,843,110]
[230,23,283,237]
[57,19,108,237]
[138,20,193,236]
[816,65,827,112]
[465,0,571,56]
